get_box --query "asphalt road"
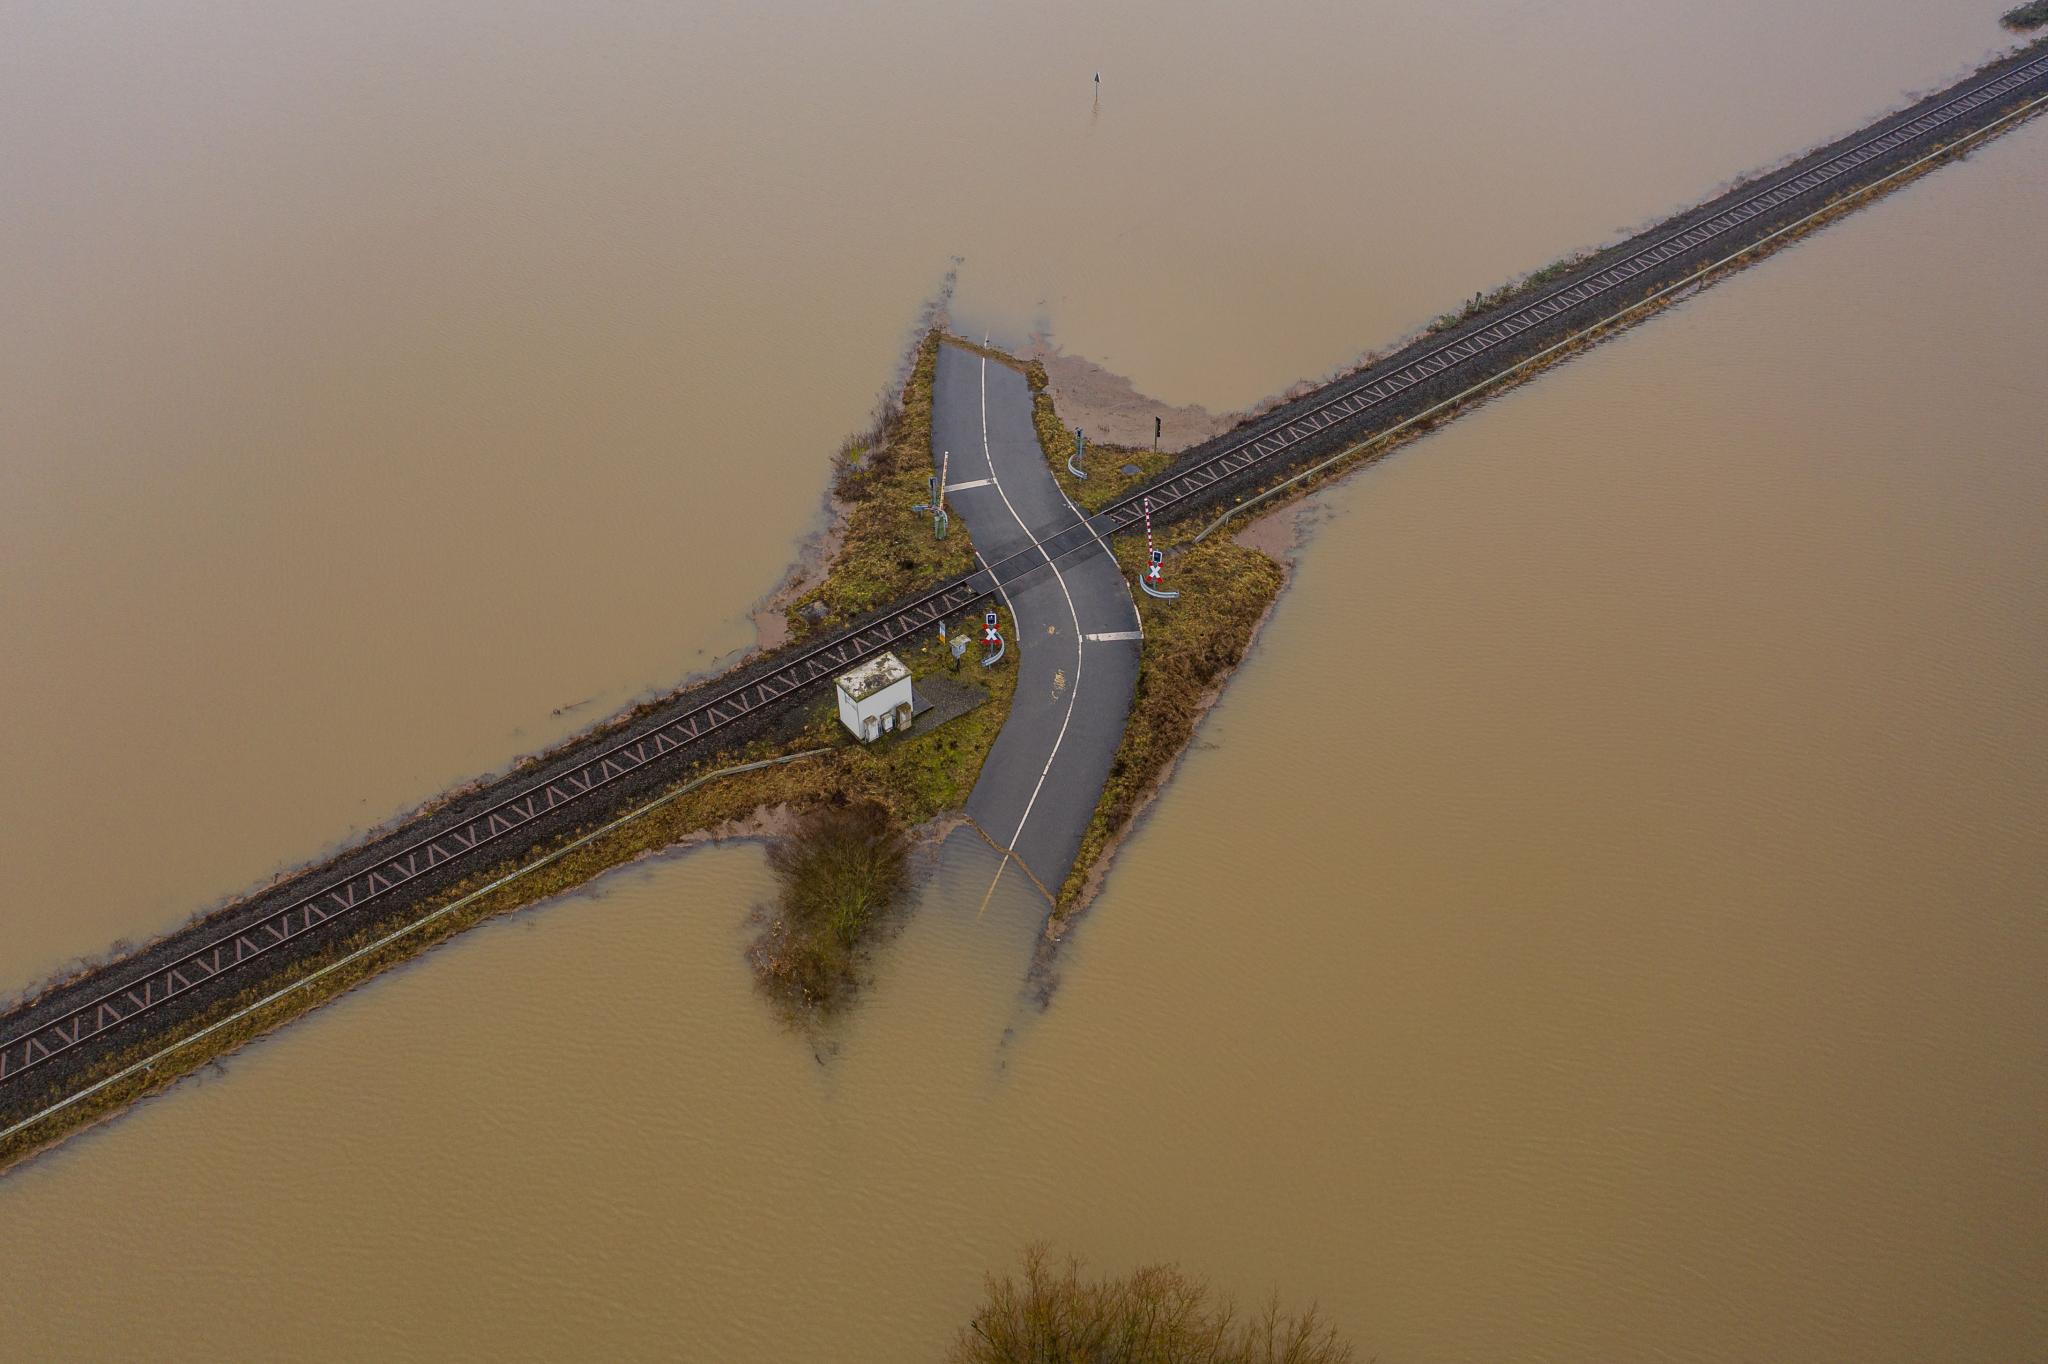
[932,341,1141,900]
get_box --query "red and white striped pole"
[1139,496,1179,600]
[1144,497,1163,585]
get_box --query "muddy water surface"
[0,0,2018,989]
[3,3,2044,1361]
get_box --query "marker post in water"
[1067,426,1088,480]
[980,609,1006,667]
[1138,496,1180,600]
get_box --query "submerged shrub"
[950,1245,1354,1364]
[750,800,909,1014]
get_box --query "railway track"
[1091,47,2048,536]
[0,574,992,1087]
[5,43,2043,1105]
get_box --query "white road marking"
[1084,630,1143,642]
[944,477,992,492]
[1043,418,1143,640]
[972,351,1088,914]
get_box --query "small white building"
[835,652,914,742]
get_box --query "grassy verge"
[785,331,981,637]
[941,332,1030,373]
[1424,251,1592,336]
[1050,533,1284,920]
[1025,358,1178,512]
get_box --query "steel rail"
[1185,82,2048,546]
[0,748,834,1150]
[1092,50,2048,535]
[7,47,2043,1091]
[0,575,992,1085]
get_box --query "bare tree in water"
[751,800,909,1012]
[950,1245,1354,1364]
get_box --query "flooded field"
[3,2,2044,1360]
[0,0,2019,990]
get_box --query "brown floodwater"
[4,3,2044,1361]
[0,0,2020,991]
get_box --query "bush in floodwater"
[2002,1,2048,30]
[750,800,909,1012]
[949,1245,1354,1364]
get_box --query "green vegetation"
[949,1245,1353,1364]
[1054,533,1285,915]
[1027,358,1178,512]
[786,332,981,637]
[943,332,1031,373]
[750,801,910,1014]
[2003,1,2048,28]
[1426,250,1591,335]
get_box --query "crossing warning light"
[980,610,1006,667]
[1138,495,1181,600]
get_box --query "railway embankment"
[1026,39,2048,936]
[1087,41,2048,543]
[4,39,2043,1172]
[0,333,1015,1171]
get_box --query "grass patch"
[786,331,981,637]
[940,332,1029,373]
[950,1244,1353,1364]
[1425,250,1592,336]
[1025,358,1178,512]
[1052,534,1284,917]
[2004,2,2048,29]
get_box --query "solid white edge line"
[966,353,1088,890]
[1043,418,1144,638]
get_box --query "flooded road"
[0,0,2019,990]
[4,2,2044,1360]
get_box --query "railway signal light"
[981,610,1005,667]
